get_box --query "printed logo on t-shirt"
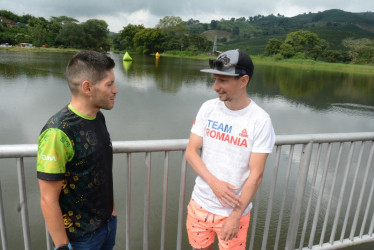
[205,119,248,147]
[239,129,248,138]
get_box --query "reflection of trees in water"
[121,54,374,112]
[253,65,374,110]
[0,63,64,79]
[0,51,70,79]
[119,54,207,93]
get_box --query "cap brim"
[200,69,239,76]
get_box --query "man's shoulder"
[200,98,220,109]
[41,105,74,133]
[249,101,271,120]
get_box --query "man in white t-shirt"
[186,49,275,250]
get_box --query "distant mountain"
[197,9,374,55]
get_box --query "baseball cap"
[200,49,254,77]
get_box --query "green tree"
[156,16,189,51]
[156,16,188,34]
[187,34,212,52]
[284,30,328,60]
[232,26,240,36]
[56,22,84,48]
[28,24,47,47]
[117,24,145,50]
[322,50,349,63]
[50,16,79,25]
[80,19,111,51]
[133,28,166,54]
[343,38,374,64]
[265,38,283,56]
[279,43,295,58]
[15,32,30,44]
[210,20,218,29]
[27,17,49,46]
[186,19,206,34]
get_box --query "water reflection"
[257,65,374,110]
[117,53,207,93]
[0,50,373,250]
[115,52,374,113]
[0,50,72,79]
[122,60,132,72]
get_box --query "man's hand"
[210,179,240,207]
[220,216,240,241]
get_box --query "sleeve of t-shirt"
[36,128,74,181]
[190,104,206,137]
[252,117,275,153]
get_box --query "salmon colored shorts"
[186,199,251,250]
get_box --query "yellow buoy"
[123,51,132,61]
[155,52,160,58]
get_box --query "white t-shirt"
[191,98,275,217]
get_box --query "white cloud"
[1,0,374,32]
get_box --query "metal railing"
[0,133,373,250]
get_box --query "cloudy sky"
[2,0,374,32]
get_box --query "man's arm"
[220,152,269,241]
[38,179,70,247]
[186,133,240,207]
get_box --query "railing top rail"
[275,132,374,145]
[0,132,373,158]
[112,139,189,153]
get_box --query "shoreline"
[2,47,373,75]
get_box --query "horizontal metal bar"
[0,144,37,158]
[275,132,374,145]
[1,132,373,158]
[302,235,374,249]
[113,139,189,153]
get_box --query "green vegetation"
[0,10,111,51]
[0,46,79,53]
[1,9,374,65]
[253,56,374,74]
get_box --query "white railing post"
[126,153,132,250]
[0,180,8,250]
[16,157,31,250]
[176,151,187,250]
[143,152,151,250]
[286,142,313,249]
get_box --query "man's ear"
[240,75,250,88]
[81,80,93,96]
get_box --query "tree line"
[1,10,373,64]
[112,16,212,54]
[0,10,111,51]
[264,30,374,64]
[0,11,212,54]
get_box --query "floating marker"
[123,51,132,61]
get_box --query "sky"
[1,0,374,33]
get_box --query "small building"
[21,43,32,48]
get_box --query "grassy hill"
[197,9,374,55]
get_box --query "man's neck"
[70,99,99,117]
[224,97,251,111]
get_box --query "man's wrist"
[54,242,72,250]
[229,209,243,220]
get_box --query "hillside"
[199,9,374,55]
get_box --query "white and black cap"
[200,49,254,77]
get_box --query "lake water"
[0,50,373,249]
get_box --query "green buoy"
[123,51,132,61]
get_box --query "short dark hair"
[66,51,115,93]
